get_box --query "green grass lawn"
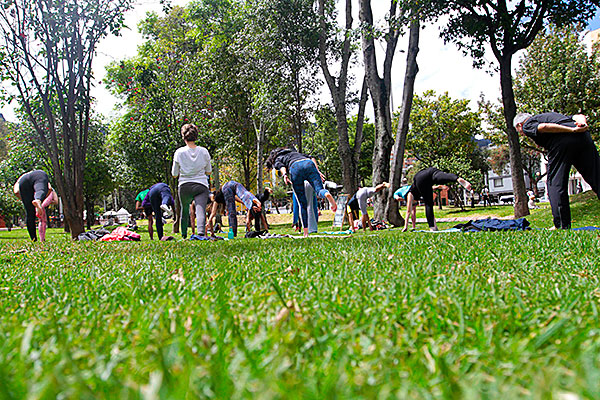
[1,192,600,398]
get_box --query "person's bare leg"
[303,227,309,237]
[362,213,370,231]
[348,212,355,231]
[38,207,47,241]
[147,216,154,240]
[402,194,414,232]
[260,213,269,231]
[38,190,58,241]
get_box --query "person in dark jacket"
[514,112,599,229]
[266,148,337,237]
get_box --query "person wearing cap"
[513,112,599,229]
[395,167,472,232]
[347,182,390,231]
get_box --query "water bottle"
[228,228,234,239]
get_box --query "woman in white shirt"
[171,124,212,238]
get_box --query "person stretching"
[141,182,174,240]
[207,181,261,237]
[13,170,58,241]
[172,123,212,238]
[265,148,337,237]
[396,167,471,232]
[347,182,390,231]
[135,188,153,239]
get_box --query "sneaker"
[160,204,172,218]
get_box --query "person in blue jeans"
[207,181,262,237]
[141,182,175,240]
[292,181,318,233]
[266,148,337,237]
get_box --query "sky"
[0,1,598,123]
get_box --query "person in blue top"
[265,147,337,237]
[394,168,471,232]
[514,112,599,229]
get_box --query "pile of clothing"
[77,228,110,241]
[370,219,387,230]
[453,218,530,232]
[99,227,141,241]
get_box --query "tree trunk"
[318,0,365,195]
[85,197,94,230]
[499,57,529,218]
[386,18,420,226]
[213,158,223,226]
[256,121,266,193]
[359,0,400,220]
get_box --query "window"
[493,178,503,188]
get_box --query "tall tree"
[435,0,600,218]
[514,23,600,134]
[317,0,368,195]
[0,0,132,237]
[359,0,405,219]
[385,16,420,226]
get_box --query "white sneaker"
[160,204,172,218]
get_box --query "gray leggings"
[179,182,209,237]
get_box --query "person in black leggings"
[13,170,53,241]
[515,112,599,229]
[402,167,472,231]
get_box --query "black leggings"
[19,170,49,241]
[546,131,600,229]
[411,167,458,228]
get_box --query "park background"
[2,0,600,398]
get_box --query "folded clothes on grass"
[77,228,110,241]
[189,234,224,241]
[453,218,530,232]
[100,227,141,241]
[259,233,292,239]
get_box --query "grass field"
[1,192,600,399]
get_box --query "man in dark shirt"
[514,112,599,229]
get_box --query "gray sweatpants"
[179,182,209,237]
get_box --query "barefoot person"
[207,181,261,237]
[265,148,337,237]
[172,123,212,238]
[13,170,58,241]
[514,112,599,229]
[397,167,471,232]
[347,182,390,231]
